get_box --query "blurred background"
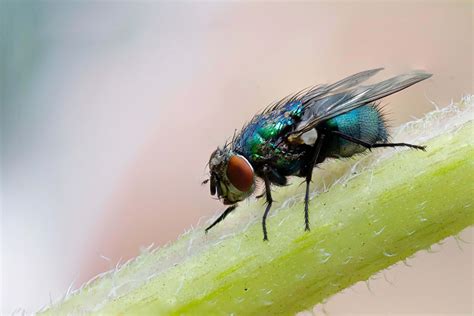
[1,1,472,314]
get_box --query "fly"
[204,68,431,241]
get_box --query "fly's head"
[206,148,256,205]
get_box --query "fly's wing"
[290,70,432,138]
[299,68,385,104]
[263,68,384,114]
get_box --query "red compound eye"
[226,155,254,192]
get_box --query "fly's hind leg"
[303,132,326,231]
[331,130,426,151]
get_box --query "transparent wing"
[291,70,432,137]
[263,68,384,114]
[299,68,385,104]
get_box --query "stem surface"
[43,97,474,315]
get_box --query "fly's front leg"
[261,166,274,241]
[205,205,237,233]
[304,132,326,231]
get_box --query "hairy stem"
[43,97,473,315]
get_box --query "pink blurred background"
[1,1,472,314]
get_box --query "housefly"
[204,68,431,240]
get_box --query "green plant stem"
[44,99,473,315]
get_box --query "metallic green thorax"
[233,101,304,172]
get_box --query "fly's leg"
[255,192,265,199]
[205,205,237,233]
[332,130,426,151]
[303,132,326,231]
[261,166,274,241]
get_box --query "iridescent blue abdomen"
[324,104,388,157]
